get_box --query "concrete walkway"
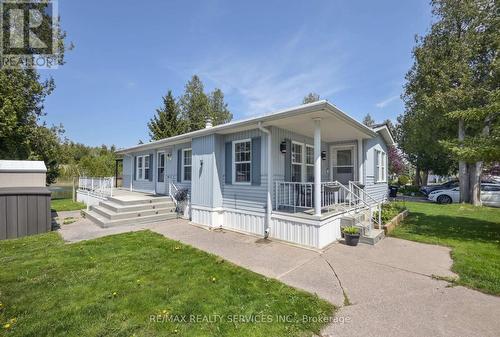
[59,219,500,337]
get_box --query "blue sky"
[41,0,432,148]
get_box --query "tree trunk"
[458,119,469,203]
[422,170,429,186]
[415,165,421,186]
[469,162,482,206]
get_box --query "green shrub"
[373,202,407,224]
[342,226,360,235]
[398,185,424,196]
[397,175,410,186]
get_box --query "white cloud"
[177,30,348,116]
[375,95,399,108]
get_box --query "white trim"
[135,155,150,181]
[291,141,305,182]
[182,148,192,182]
[157,151,165,183]
[232,139,252,185]
[329,144,357,182]
[374,149,387,183]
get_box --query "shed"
[0,160,51,240]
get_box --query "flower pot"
[344,233,360,246]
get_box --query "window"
[375,150,386,183]
[291,142,303,182]
[233,140,251,183]
[157,152,165,182]
[136,155,150,180]
[306,145,314,182]
[182,149,192,182]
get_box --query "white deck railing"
[78,176,114,199]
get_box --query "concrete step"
[90,205,176,220]
[99,200,175,213]
[106,195,172,206]
[83,209,177,228]
[359,228,385,245]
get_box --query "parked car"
[420,179,459,196]
[427,183,500,207]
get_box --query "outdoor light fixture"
[166,152,172,160]
[280,141,287,154]
[321,151,327,160]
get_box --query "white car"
[428,183,500,207]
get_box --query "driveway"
[59,219,500,337]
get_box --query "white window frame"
[305,144,314,183]
[136,155,150,181]
[182,148,192,182]
[375,150,387,183]
[232,139,252,185]
[330,145,356,182]
[157,151,165,183]
[291,141,305,182]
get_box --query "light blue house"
[86,101,394,248]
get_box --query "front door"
[331,146,355,185]
[156,151,167,194]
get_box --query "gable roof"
[0,160,47,173]
[372,124,396,146]
[116,100,379,154]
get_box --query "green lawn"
[0,231,334,336]
[390,202,500,295]
[51,198,85,212]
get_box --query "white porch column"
[129,154,133,191]
[314,118,322,216]
[357,138,364,184]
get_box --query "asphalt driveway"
[59,219,500,337]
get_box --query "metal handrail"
[168,178,179,206]
[348,181,382,230]
[78,176,114,199]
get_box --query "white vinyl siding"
[233,139,251,184]
[136,155,150,181]
[182,148,192,182]
[306,145,314,182]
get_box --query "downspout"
[258,122,272,238]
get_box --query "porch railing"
[78,176,114,199]
[274,180,382,231]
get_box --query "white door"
[156,152,167,194]
[331,146,355,185]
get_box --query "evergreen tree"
[147,90,181,140]
[302,93,320,104]
[208,88,232,125]
[179,75,210,132]
[362,114,375,127]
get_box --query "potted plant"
[342,226,360,246]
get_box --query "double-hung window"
[305,145,314,182]
[291,142,303,182]
[157,152,165,182]
[233,139,251,184]
[182,149,192,182]
[375,150,386,183]
[136,155,150,180]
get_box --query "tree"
[208,88,232,125]
[388,146,406,176]
[148,90,181,141]
[303,93,320,104]
[401,0,499,203]
[362,114,375,127]
[179,75,210,132]
[0,2,70,184]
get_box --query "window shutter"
[251,137,261,186]
[284,138,292,182]
[149,154,154,181]
[177,149,182,182]
[225,142,232,184]
[133,156,137,181]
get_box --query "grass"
[390,201,500,295]
[0,231,334,336]
[50,198,85,212]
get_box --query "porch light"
[280,141,287,154]
[321,151,326,160]
[166,152,172,160]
